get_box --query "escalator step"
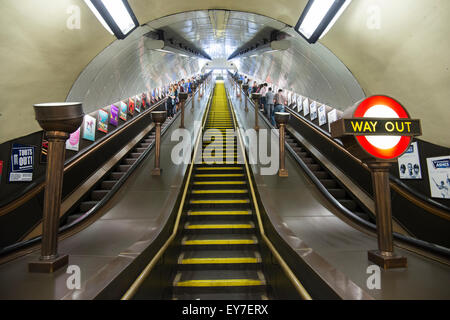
[140,142,151,148]
[123,158,137,165]
[354,212,370,220]
[172,270,266,294]
[66,213,83,225]
[129,153,142,158]
[101,180,116,190]
[327,188,346,199]
[177,250,261,270]
[91,190,109,201]
[339,199,357,211]
[313,171,329,179]
[135,148,147,153]
[181,235,258,250]
[172,292,268,300]
[307,164,321,171]
[321,179,337,188]
[110,172,125,180]
[118,165,132,172]
[302,157,315,164]
[79,201,98,212]
[184,221,254,234]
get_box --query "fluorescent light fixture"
[228,40,290,60]
[294,0,352,44]
[84,0,139,39]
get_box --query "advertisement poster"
[327,109,338,132]
[82,114,96,141]
[310,101,318,121]
[397,142,422,180]
[287,91,292,106]
[110,104,119,126]
[0,160,3,182]
[426,156,450,199]
[318,105,327,126]
[303,98,309,116]
[297,96,303,112]
[119,101,127,121]
[66,127,80,151]
[151,90,156,103]
[40,133,48,164]
[97,109,109,133]
[134,95,141,113]
[141,93,147,109]
[128,98,135,115]
[292,93,297,108]
[9,144,34,182]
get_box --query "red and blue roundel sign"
[353,96,412,160]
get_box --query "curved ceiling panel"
[235,28,366,110]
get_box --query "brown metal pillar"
[151,111,167,175]
[275,112,290,177]
[243,84,249,112]
[29,102,84,273]
[251,93,261,131]
[367,161,407,269]
[179,92,188,129]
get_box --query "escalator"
[284,131,373,223]
[63,118,171,225]
[171,83,268,300]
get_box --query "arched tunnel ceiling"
[1,0,449,147]
[67,11,364,113]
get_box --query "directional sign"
[331,95,421,160]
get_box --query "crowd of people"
[165,74,204,120]
[234,73,287,126]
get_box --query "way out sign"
[331,96,421,160]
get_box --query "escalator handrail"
[0,84,210,259]
[229,75,450,218]
[227,76,450,260]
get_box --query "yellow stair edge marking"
[195,174,243,177]
[188,210,251,215]
[186,224,253,229]
[181,257,259,264]
[196,167,242,170]
[191,190,247,194]
[190,199,249,204]
[182,239,257,245]
[175,279,264,287]
[193,181,246,185]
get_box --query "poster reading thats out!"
[427,156,450,199]
[9,144,34,182]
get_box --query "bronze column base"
[368,250,407,269]
[366,161,407,269]
[29,254,69,273]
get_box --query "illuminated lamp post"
[331,95,421,269]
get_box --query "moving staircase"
[171,83,269,300]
